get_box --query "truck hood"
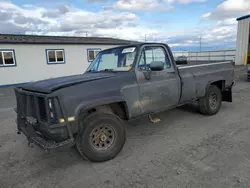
[20,73,116,94]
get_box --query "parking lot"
[1,66,250,188]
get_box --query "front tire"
[199,85,222,115]
[76,111,126,162]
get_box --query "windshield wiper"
[100,69,114,71]
[86,70,98,73]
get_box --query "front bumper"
[17,120,75,151]
[15,88,75,151]
[247,71,250,81]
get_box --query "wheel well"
[211,80,225,91]
[80,102,129,121]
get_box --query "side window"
[138,51,147,70]
[138,46,171,70]
[0,50,16,67]
[88,49,101,62]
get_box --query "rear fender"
[205,80,232,102]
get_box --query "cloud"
[0,22,28,34]
[42,4,69,18]
[0,10,13,20]
[202,0,250,20]
[215,18,237,27]
[0,2,50,34]
[195,0,250,50]
[88,0,206,6]
[14,15,47,25]
[105,0,206,12]
[0,1,238,50]
[166,27,236,50]
[87,0,113,2]
[177,0,206,4]
[59,11,139,31]
[109,0,173,11]
[167,0,206,4]
[0,1,144,39]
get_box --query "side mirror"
[150,61,164,71]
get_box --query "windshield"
[87,46,137,72]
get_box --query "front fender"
[74,96,128,122]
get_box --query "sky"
[0,0,250,51]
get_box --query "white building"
[236,14,250,65]
[0,34,134,87]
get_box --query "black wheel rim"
[209,93,217,109]
[90,125,115,151]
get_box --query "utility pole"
[145,34,147,42]
[199,35,202,51]
[85,32,88,37]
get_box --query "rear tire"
[76,111,126,162]
[199,85,222,115]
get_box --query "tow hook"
[28,138,34,148]
[28,141,34,148]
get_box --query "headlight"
[50,111,54,118]
[48,98,55,119]
[47,97,62,124]
[48,99,53,109]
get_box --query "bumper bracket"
[18,122,75,152]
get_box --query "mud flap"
[222,88,232,102]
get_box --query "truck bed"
[178,60,233,66]
[177,61,234,103]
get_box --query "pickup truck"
[15,43,234,162]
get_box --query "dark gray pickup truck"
[15,43,234,162]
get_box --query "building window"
[87,49,101,62]
[46,49,65,64]
[0,50,16,67]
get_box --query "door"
[135,45,181,114]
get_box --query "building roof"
[237,14,250,21]
[0,34,137,45]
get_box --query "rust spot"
[132,98,150,109]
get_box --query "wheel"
[199,85,222,115]
[76,111,126,162]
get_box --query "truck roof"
[129,42,168,47]
[102,42,169,52]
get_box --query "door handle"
[143,71,152,80]
[168,71,176,74]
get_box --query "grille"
[38,97,48,122]
[27,95,36,118]
[15,89,62,124]
[16,91,48,123]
